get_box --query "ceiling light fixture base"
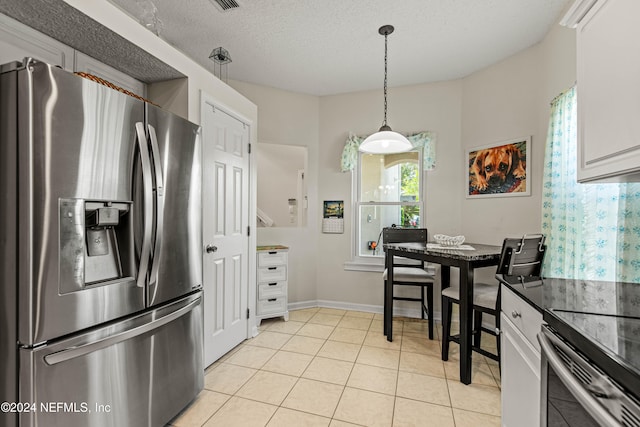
[378,25,394,36]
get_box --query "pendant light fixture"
[359,25,412,154]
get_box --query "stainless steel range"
[0,58,203,427]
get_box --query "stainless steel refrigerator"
[0,58,203,427]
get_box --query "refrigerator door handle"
[135,122,153,289]
[44,297,200,366]
[147,124,164,291]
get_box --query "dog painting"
[467,138,530,198]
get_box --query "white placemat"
[427,243,476,250]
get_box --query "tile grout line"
[189,309,500,426]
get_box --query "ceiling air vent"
[209,0,240,11]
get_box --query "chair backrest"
[497,234,546,277]
[382,227,428,245]
[382,228,428,267]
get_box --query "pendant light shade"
[359,25,412,154]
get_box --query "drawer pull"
[268,267,277,270]
[268,251,277,254]
[511,311,521,319]
[268,282,278,286]
[267,298,277,302]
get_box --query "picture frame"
[322,200,344,234]
[466,136,530,198]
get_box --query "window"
[351,149,424,263]
[542,87,640,282]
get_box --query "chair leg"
[426,285,434,340]
[383,278,389,336]
[473,310,483,350]
[441,295,452,361]
[420,286,426,320]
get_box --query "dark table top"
[384,242,502,261]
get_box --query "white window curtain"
[541,87,640,282]
[341,131,436,172]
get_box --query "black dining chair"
[441,234,546,362]
[382,227,435,340]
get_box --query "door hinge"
[247,226,250,236]
[248,143,251,154]
[246,308,250,319]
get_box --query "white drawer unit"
[256,246,289,324]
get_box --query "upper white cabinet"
[74,51,146,98]
[0,13,146,99]
[563,0,640,182]
[0,13,73,70]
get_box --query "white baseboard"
[288,300,443,322]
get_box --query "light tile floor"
[167,307,501,427]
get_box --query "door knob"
[206,245,218,253]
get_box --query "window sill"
[344,259,385,273]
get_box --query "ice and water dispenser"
[59,199,135,293]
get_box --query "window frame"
[345,148,425,271]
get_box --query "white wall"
[460,21,576,283]
[317,81,464,312]
[228,80,320,305]
[229,17,575,316]
[256,143,306,227]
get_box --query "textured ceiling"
[109,0,570,96]
[0,0,184,83]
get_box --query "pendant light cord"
[382,31,388,128]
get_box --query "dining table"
[384,241,502,385]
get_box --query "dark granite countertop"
[497,274,640,400]
[384,242,502,261]
[497,275,640,317]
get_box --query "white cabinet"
[0,13,73,70]
[74,51,146,98]
[256,246,289,323]
[500,286,543,427]
[564,0,640,182]
[0,14,146,99]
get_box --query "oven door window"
[547,363,599,427]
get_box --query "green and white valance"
[340,131,436,172]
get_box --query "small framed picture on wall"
[322,200,344,233]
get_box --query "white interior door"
[202,103,250,367]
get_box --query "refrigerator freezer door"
[146,104,202,307]
[13,60,146,345]
[19,293,203,427]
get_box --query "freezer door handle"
[44,297,201,366]
[135,122,153,289]
[147,124,164,292]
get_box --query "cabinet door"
[74,51,147,98]
[577,0,640,182]
[500,313,541,427]
[0,14,73,70]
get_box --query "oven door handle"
[537,331,623,427]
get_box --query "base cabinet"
[256,246,289,324]
[500,286,543,427]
